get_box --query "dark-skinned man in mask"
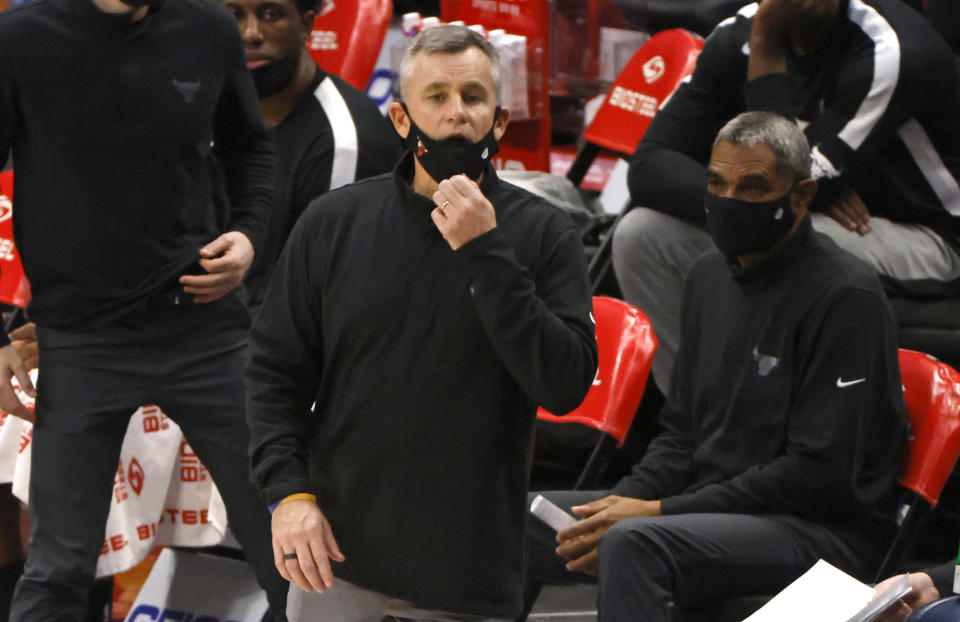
[0,0,289,618]
[526,111,905,622]
[223,0,402,311]
[245,24,598,621]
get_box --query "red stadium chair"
[565,28,703,187]
[537,296,658,489]
[873,349,960,582]
[566,29,703,293]
[0,170,30,311]
[306,0,392,91]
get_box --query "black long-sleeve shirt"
[629,0,960,282]
[243,66,402,309]
[246,153,597,617]
[613,218,906,546]
[928,560,956,598]
[0,0,274,330]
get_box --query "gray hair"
[714,111,812,182]
[398,25,501,104]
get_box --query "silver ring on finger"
[283,552,298,560]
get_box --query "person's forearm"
[457,227,598,415]
[214,27,275,254]
[221,139,274,255]
[246,314,319,505]
[246,367,316,506]
[747,2,788,80]
[628,141,710,224]
[748,28,787,80]
[611,426,695,500]
[246,215,325,505]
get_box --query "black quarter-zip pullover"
[246,153,598,617]
[614,218,906,548]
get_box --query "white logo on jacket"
[752,346,779,377]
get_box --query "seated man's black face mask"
[704,188,797,259]
[401,103,501,182]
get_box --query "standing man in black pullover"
[0,0,288,619]
[528,112,905,621]
[246,24,598,621]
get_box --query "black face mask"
[704,189,797,258]
[401,103,500,182]
[251,54,299,99]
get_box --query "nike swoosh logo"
[836,377,866,388]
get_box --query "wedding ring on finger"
[283,552,298,560]
[439,199,452,215]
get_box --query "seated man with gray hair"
[527,111,906,622]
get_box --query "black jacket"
[614,218,906,551]
[246,153,597,617]
[928,560,955,599]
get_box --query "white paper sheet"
[743,560,911,622]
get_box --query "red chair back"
[307,0,392,91]
[898,349,960,506]
[0,171,29,309]
[537,296,657,444]
[583,28,703,156]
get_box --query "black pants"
[527,490,877,622]
[9,297,287,621]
